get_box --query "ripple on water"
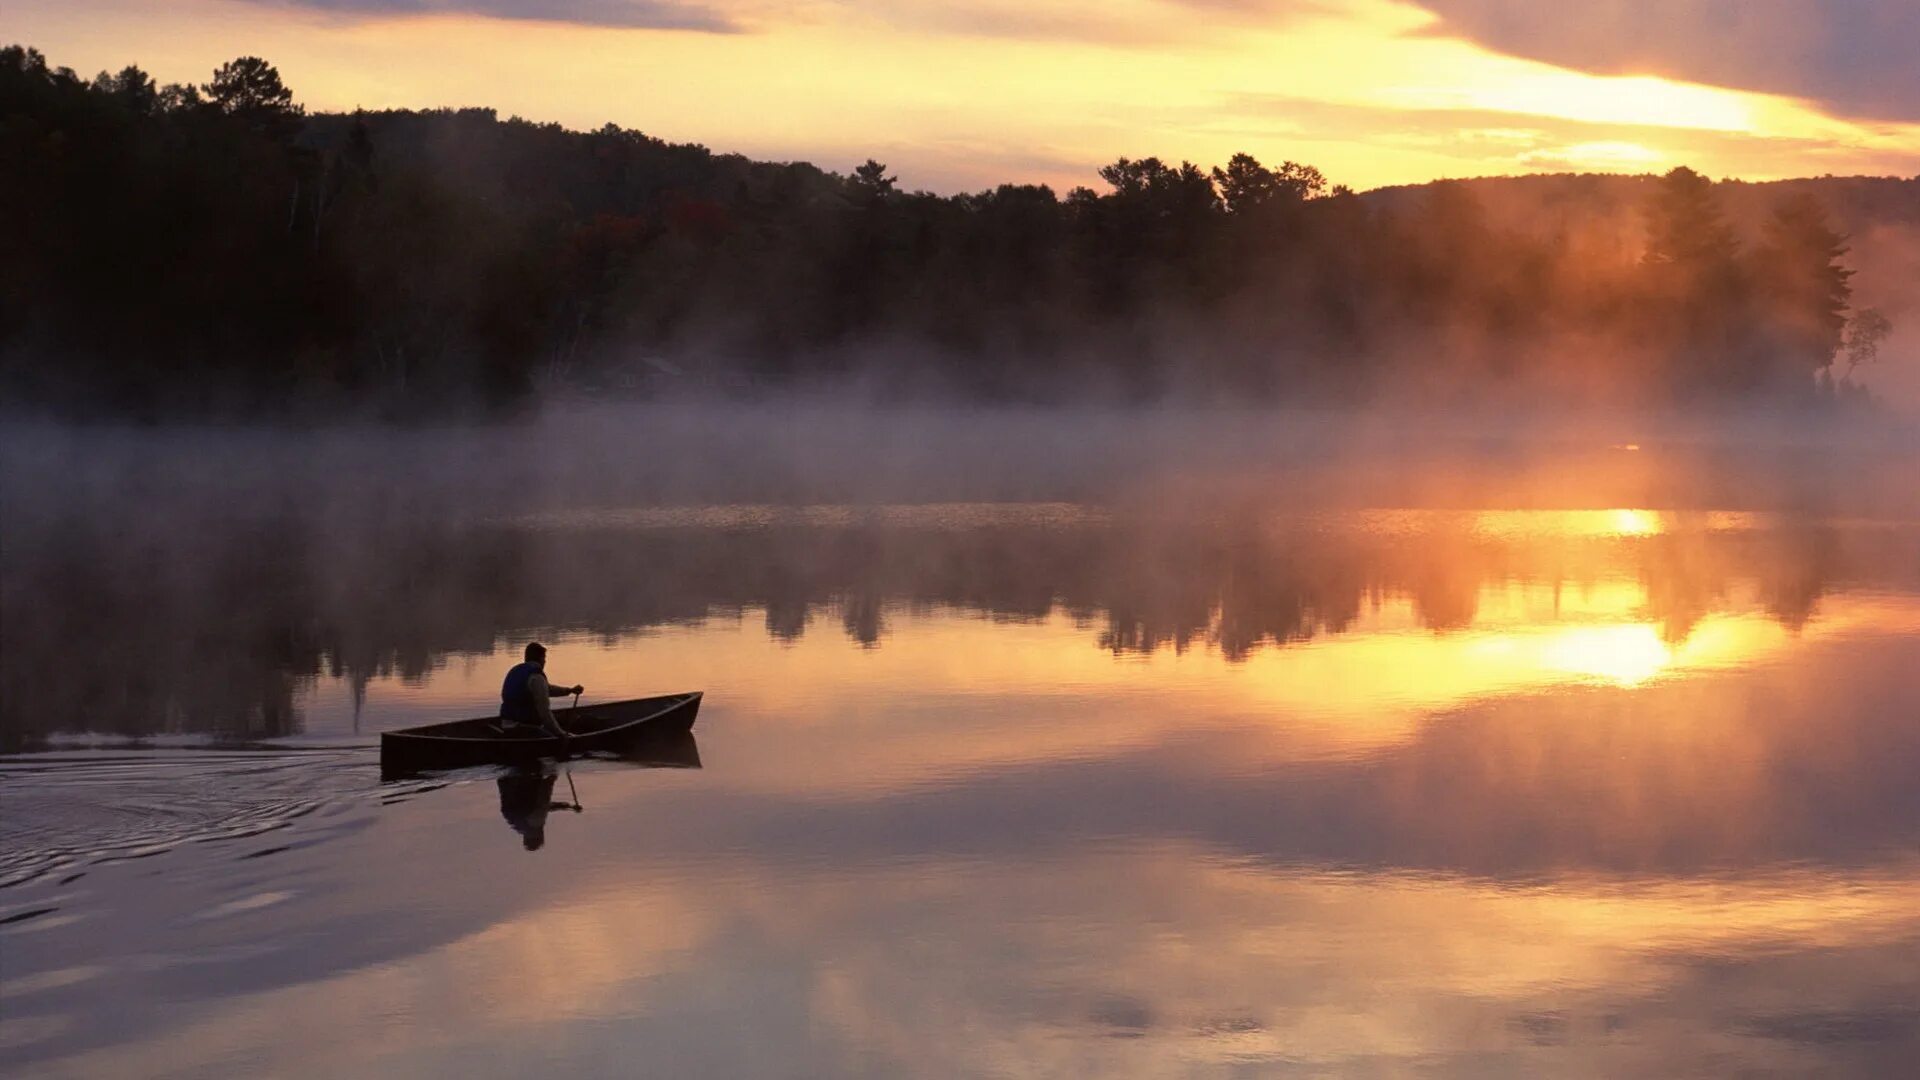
[0,964,105,998]
[0,749,443,890]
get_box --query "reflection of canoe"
[380,692,701,776]
[622,725,702,769]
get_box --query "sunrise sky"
[12,0,1920,193]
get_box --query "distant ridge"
[1360,173,1920,237]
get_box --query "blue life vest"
[500,662,542,726]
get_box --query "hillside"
[3,45,1913,414]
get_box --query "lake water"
[3,412,1919,1077]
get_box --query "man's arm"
[529,671,570,738]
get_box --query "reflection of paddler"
[497,764,579,851]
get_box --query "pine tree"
[1750,193,1852,384]
[1641,166,1747,393]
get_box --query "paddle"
[558,690,581,757]
[561,690,584,811]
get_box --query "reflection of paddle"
[554,693,588,808]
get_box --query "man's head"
[524,641,547,665]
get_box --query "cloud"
[1412,0,1920,124]
[866,3,1178,47]
[239,0,745,32]
[1219,93,1920,180]
[824,0,1341,48]
[233,0,1339,44]
[1516,140,1663,172]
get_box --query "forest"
[0,45,1904,415]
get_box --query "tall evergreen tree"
[1643,166,1739,269]
[1641,166,1747,391]
[1750,193,1852,385]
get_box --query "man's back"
[499,642,583,736]
[499,661,545,727]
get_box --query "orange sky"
[12,0,1920,193]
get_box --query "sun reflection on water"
[1469,507,1669,539]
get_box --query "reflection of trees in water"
[2,512,321,747]
[1,508,1906,746]
[1760,525,1840,632]
[1639,523,1845,641]
[840,593,887,649]
[1640,533,1731,643]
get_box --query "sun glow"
[1607,508,1664,537]
[1522,140,1665,171]
[1414,72,1755,133]
[1469,508,1669,540]
[9,0,1920,193]
[1536,623,1672,686]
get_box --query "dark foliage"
[0,45,1901,415]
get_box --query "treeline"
[0,46,1898,414]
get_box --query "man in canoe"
[498,641,585,739]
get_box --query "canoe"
[380,692,701,776]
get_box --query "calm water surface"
[4,422,1919,1077]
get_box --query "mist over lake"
[4,406,1918,1076]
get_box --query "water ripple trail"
[0,749,438,889]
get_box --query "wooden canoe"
[380,692,701,776]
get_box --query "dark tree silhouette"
[1640,166,1750,392]
[1095,157,1218,215]
[1644,166,1739,268]
[1750,193,1852,386]
[204,55,300,137]
[0,43,1904,415]
[1841,308,1893,383]
[94,64,157,114]
[1211,153,1327,214]
[850,158,896,203]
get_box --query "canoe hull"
[380,692,700,777]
